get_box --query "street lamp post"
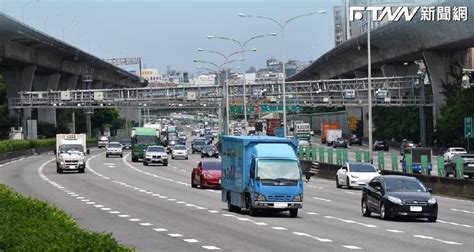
[196,66,223,133]
[367,2,374,164]
[207,33,277,133]
[239,10,326,137]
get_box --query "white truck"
[326,129,342,146]
[55,134,89,174]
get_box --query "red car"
[191,161,221,189]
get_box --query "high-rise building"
[334,5,346,46]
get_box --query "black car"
[374,140,389,151]
[445,154,474,179]
[201,145,219,158]
[191,138,207,153]
[361,175,438,222]
[120,139,131,150]
[349,135,362,146]
[333,138,348,148]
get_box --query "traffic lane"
[0,154,192,251]
[301,178,474,246]
[113,153,466,251]
[90,152,345,251]
[305,177,474,226]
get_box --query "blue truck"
[221,136,304,217]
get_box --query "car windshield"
[384,177,427,192]
[453,148,466,152]
[203,145,216,151]
[108,144,122,148]
[60,144,83,153]
[173,145,186,150]
[148,146,165,152]
[136,136,157,145]
[203,162,221,170]
[257,159,301,181]
[350,163,376,173]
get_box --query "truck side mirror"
[87,149,90,155]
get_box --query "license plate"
[410,206,422,212]
[274,203,287,208]
[69,165,75,169]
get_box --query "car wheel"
[192,150,195,154]
[191,176,197,188]
[469,174,473,179]
[78,168,85,173]
[380,203,389,220]
[289,209,298,218]
[346,177,351,189]
[163,162,168,166]
[57,168,63,174]
[106,154,109,158]
[336,176,341,188]
[120,154,123,158]
[143,162,148,166]
[201,155,204,158]
[186,156,189,160]
[361,198,371,217]
[172,156,175,160]
[427,216,437,222]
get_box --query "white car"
[106,142,123,158]
[336,162,380,189]
[143,146,168,166]
[171,145,188,160]
[443,147,467,161]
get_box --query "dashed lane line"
[413,235,463,245]
[451,208,474,214]
[437,220,472,228]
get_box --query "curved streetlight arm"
[284,12,322,28]
[193,59,219,70]
[209,35,243,48]
[227,49,256,59]
[243,33,278,47]
[252,15,284,30]
[197,48,228,61]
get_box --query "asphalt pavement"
[1,132,473,251]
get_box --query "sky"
[0,0,339,74]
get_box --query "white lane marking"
[451,208,474,214]
[184,239,200,243]
[413,235,462,245]
[255,222,268,226]
[159,196,168,199]
[128,218,141,222]
[313,197,332,202]
[167,198,176,201]
[86,202,96,205]
[202,246,220,250]
[94,205,104,208]
[386,229,404,233]
[101,208,112,211]
[76,196,85,199]
[109,211,120,214]
[81,199,89,202]
[168,233,183,237]
[153,228,167,232]
[118,215,130,218]
[438,220,472,228]
[208,210,219,213]
[139,223,152,226]
[306,212,319,215]
[196,206,207,210]
[292,232,333,242]
[344,191,357,195]
[343,245,362,250]
[222,214,236,217]
[177,201,186,204]
[307,185,324,189]
[324,216,377,228]
[186,203,196,207]
[272,227,287,230]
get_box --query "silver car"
[171,145,188,160]
[143,146,168,166]
[106,142,123,158]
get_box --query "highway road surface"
[1,134,473,251]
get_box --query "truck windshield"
[60,144,83,153]
[257,159,301,181]
[136,136,156,145]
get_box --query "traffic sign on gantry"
[465,117,473,138]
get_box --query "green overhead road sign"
[465,117,473,138]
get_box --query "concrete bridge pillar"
[58,75,78,90]
[422,49,467,128]
[33,73,60,126]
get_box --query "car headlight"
[60,161,65,165]
[146,155,152,158]
[255,194,265,201]
[428,198,437,204]
[350,174,359,179]
[78,160,84,165]
[162,154,168,158]
[388,196,403,205]
[293,195,303,202]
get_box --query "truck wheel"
[227,194,240,213]
[132,157,138,162]
[57,168,63,174]
[289,209,298,218]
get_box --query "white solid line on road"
[272,227,287,230]
[386,229,404,233]
[168,233,183,237]
[202,245,220,250]
[343,245,362,250]
[184,239,200,243]
[313,197,332,202]
[153,228,167,232]
[118,214,130,218]
[139,223,152,226]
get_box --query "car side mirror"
[427,188,433,193]
[87,149,90,155]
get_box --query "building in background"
[141,68,162,85]
[334,5,346,46]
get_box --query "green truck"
[131,127,160,162]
